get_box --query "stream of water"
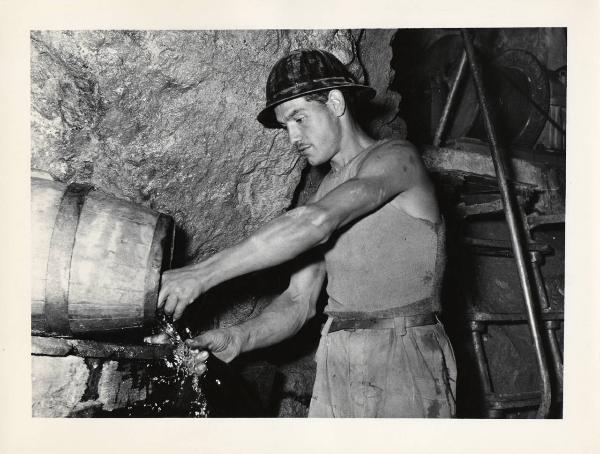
[100,313,265,418]
[104,315,210,417]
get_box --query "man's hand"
[158,265,206,321]
[185,327,245,370]
[144,326,244,375]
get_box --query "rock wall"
[31,336,170,416]
[31,29,365,327]
[357,29,406,140]
[31,335,275,417]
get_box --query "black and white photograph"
[28,27,567,419]
[1,0,599,453]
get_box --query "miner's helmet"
[257,48,376,129]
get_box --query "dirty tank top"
[314,139,445,315]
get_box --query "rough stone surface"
[276,355,316,417]
[357,29,406,140]
[32,353,154,417]
[31,30,365,328]
[32,335,174,361]
[32,356,90,417]
[97,361,147,411]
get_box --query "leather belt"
[328,312,436,334]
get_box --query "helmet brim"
[257,83,376,129]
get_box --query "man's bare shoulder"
[368,138,420,159]
[358,139,426,181]
[364,140,439,221]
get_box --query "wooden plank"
[31,179,64,303]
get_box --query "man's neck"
[329,122,376,172]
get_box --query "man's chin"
[306,156,324,166]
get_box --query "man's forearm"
[233,291,313,354]
[190,205,332,290]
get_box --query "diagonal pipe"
[460,29,552,418]
[433,50,468,147]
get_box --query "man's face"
[274,95,341,166]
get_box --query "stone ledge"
[32,335,174,361]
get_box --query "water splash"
[107,314,209,417]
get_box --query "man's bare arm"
[161,141,423,319]
[183,257,326,369]
[237,257,325,352]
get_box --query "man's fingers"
[194,362,207,375]
[163,293,179,316]
[157,285,168,310]
[157,270,177,309]
[157,270,173,309]
[157,268,201,320]
[173,300,190,321]
[186,332,216,350]
[185,348,209,376]
[187,330,238,363]
[190,350,209,362]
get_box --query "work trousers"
[308,319,457,417]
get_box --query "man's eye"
[295,116,305,123]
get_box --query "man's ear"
[327,89,347,117]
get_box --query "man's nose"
[287,124,301,146]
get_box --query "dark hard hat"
[257,49,376,128]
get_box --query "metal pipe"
[471,321,501,418]
[530,251,550,311]
[545,320,564,389]
[433,50,468,147]
[461,29,552,418]
[470,321,493,395]
[531,251,564,390]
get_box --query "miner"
[146,49,456,417]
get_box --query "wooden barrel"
[31,177,174,337]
